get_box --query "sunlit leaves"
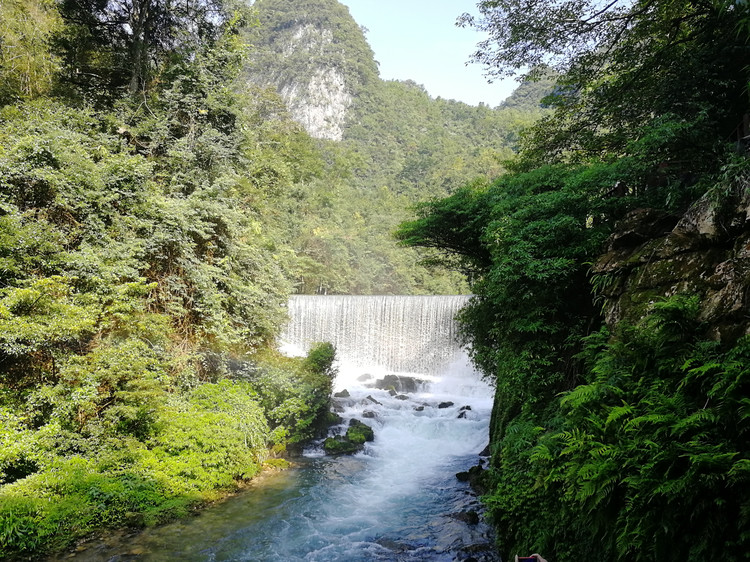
[0,0,62,104]
[0,277,98,358]
[0,6,343,558]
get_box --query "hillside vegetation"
[398,0,750,559]
[0,2,340,557]
[247,0,549,294]
[0,0,550,557]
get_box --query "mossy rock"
[322,419,374,454]
[324,411,344,426]
[323,435,362,455]
[346,419,374,444]
[456,464,490,494]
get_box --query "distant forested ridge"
[246,0,549,294]
[398,0,750,560]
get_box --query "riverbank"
[47,357,499,562]
[0,345,336,560]
[44,462,298,561]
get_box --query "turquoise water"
[62,366,497,561]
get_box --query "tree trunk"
[129,0,152,94]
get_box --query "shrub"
[484,297,750,560]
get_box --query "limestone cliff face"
[279,67,351,140]
[274,24,352,140]
[245,0,378,141]
[594,186,750,342]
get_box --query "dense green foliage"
[464,0,749,169]
[484,298,750,560]
[398,164,624,429]
[400,0,750,559]
[0,2,340,558]
[0,0,62,104]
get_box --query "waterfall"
[280,295,471,377]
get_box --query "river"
[56,296,498,561]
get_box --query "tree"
[399,1,750,559]
[0,0,62,104]
[55,0,241,100]
[462,0,749,79]
[462,0,750,168]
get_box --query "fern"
[605,402,634,428]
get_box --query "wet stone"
[347,418,375,443]
[449,510,480,525]
[323,435,362,455]
[373,374,425,393]
[375,538,411,553]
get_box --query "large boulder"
[373,374,425,393]
[456,463,490,494]
[322,418,374,455]
[593,193,750,341]
[323,435,362,455]
[346,418,375,444]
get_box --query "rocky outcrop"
[593,186,750,341]
[251,23,353,141]
[322,435,360,455]
[323,418,374,455]
[245,0,378,141]
[373,374,425,393]
[278,63,352,141]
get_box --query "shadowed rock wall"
[594,186,750,342]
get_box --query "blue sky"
[338,0,517,107]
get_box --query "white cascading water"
[270,294,498,561]
[66,295,498,561]
[281,294,475,382]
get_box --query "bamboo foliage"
[0,0,62,102]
